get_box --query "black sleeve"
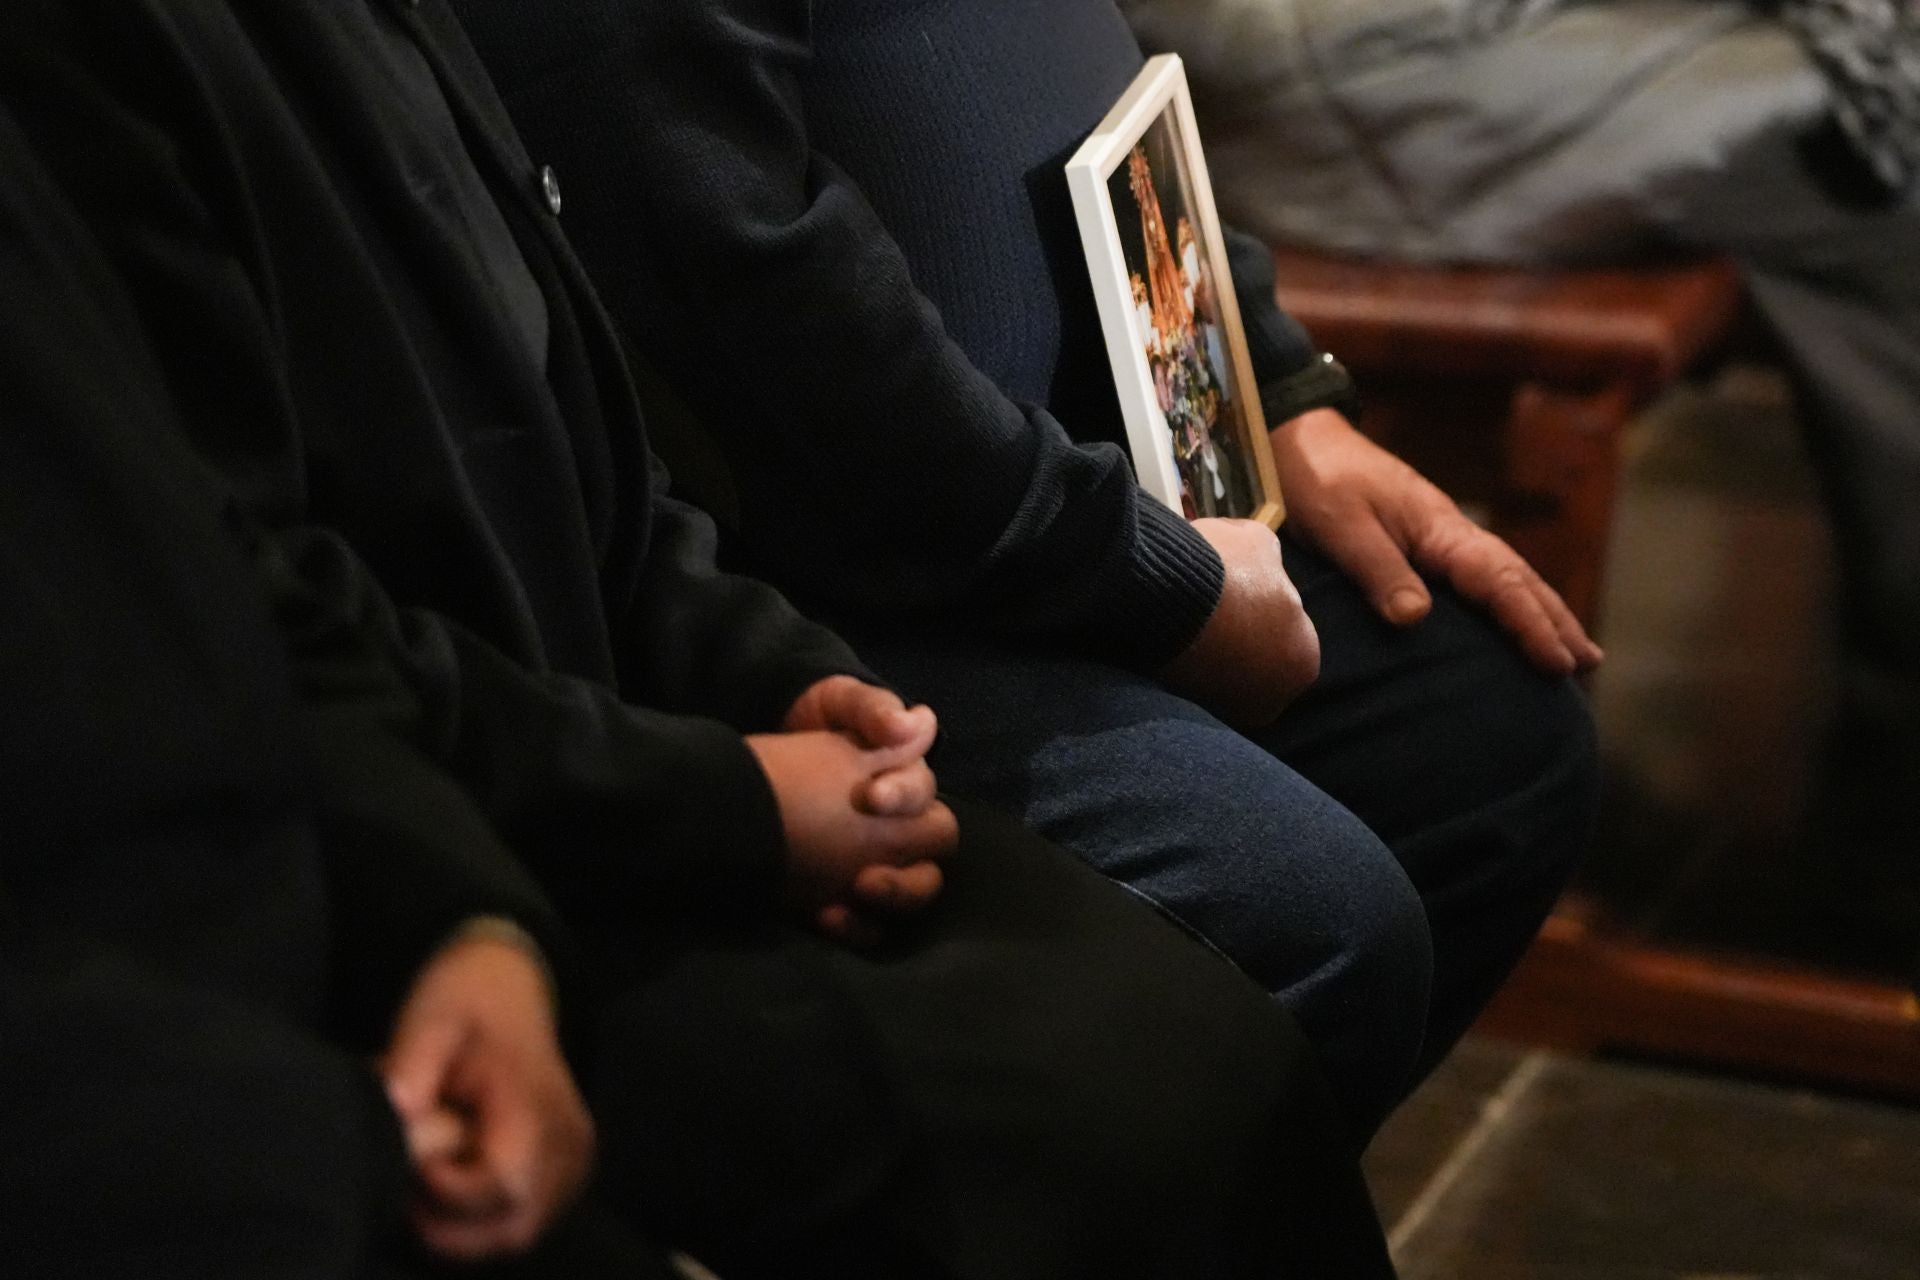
[456,0,1228,672]
[1222,224,1362,427]
[611,442,885,735]
[274,522,791,922]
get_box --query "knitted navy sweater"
[458,0,1344,671]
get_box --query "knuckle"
[1490,562,1532,595]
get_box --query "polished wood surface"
[1477,903,1920,1099]
[1272,251,1746,391]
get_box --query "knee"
[1437,606,1599,788]
[1234,819,1433,1142]
[1414,616,1603,898]
[1262,821,1435,1052]
[1475,666,1601,892]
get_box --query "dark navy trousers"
[856,530,1600,1142]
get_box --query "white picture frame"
[1066,54,1284,527]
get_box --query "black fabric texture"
[0,0,886,927]
[585,798,1396,1280]
[0,99,536,1276]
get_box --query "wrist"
[1260,352,1360,428]
[449,916,556,1002]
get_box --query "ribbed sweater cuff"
[1111,496,1228,669]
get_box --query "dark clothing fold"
[3,0,876,929]
[0,97,540,1276]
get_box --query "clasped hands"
[374,676,953,1263]
[381,930,593,1263]
[749,672,959,947]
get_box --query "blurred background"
[1366,358,1920,1277]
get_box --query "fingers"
[815,862,946,947]
[412,1193,542,1263]
[1350,487,1602,676]
[856,703,938,768]
[380,1005,469,1125]
[812,810,956,945]
[386,937,593,1264]
[1313,499,1434,627]
[410,1055,592,1262]
[412,1058,522,1226]
[814,902,885,948]
[416,1154,514,1224]
[412,1134,522,1262]
[1518,560,1603,671]
[472,1065,544,1208]
[859,756,938,816]
[1272,409,1600,673]
[789,675,937,752]
[876,798,959,864]
[1421,522,1602,675]
[403,1106,468,1166]
[1477,559,1601,675]
[818,675,908,743]
[851,860,944,912]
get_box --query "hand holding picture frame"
[1066,54,1284,528]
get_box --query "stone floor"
[1369,1038,1920,1279]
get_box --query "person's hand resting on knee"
[380,925,594,1262]
[1271,408,1603,676]
[752,675,959,945]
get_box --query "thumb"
[381,1006,470,1123]
[1317,510,1431,626]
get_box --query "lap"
[0,956,413,1280]
[851,534,1594,1135]
[1267,532,1597,876]
[583,798,1391,1280]
[857,533,1590,968]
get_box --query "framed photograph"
[1066,54,1283,527]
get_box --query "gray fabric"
[1123,0,1826,262]
[1782,0,1920,192]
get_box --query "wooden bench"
[1271,249,1745,629]
[1270,248,1920,1098]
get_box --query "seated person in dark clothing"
[0,118,618,1275]
[448,0,1602,1143]
[0,2,1393,1275]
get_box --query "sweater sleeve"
[1223,224,1362,427]
[612,443,885,735]
[456,0,1227,672]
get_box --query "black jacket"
[1,0,871,948]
